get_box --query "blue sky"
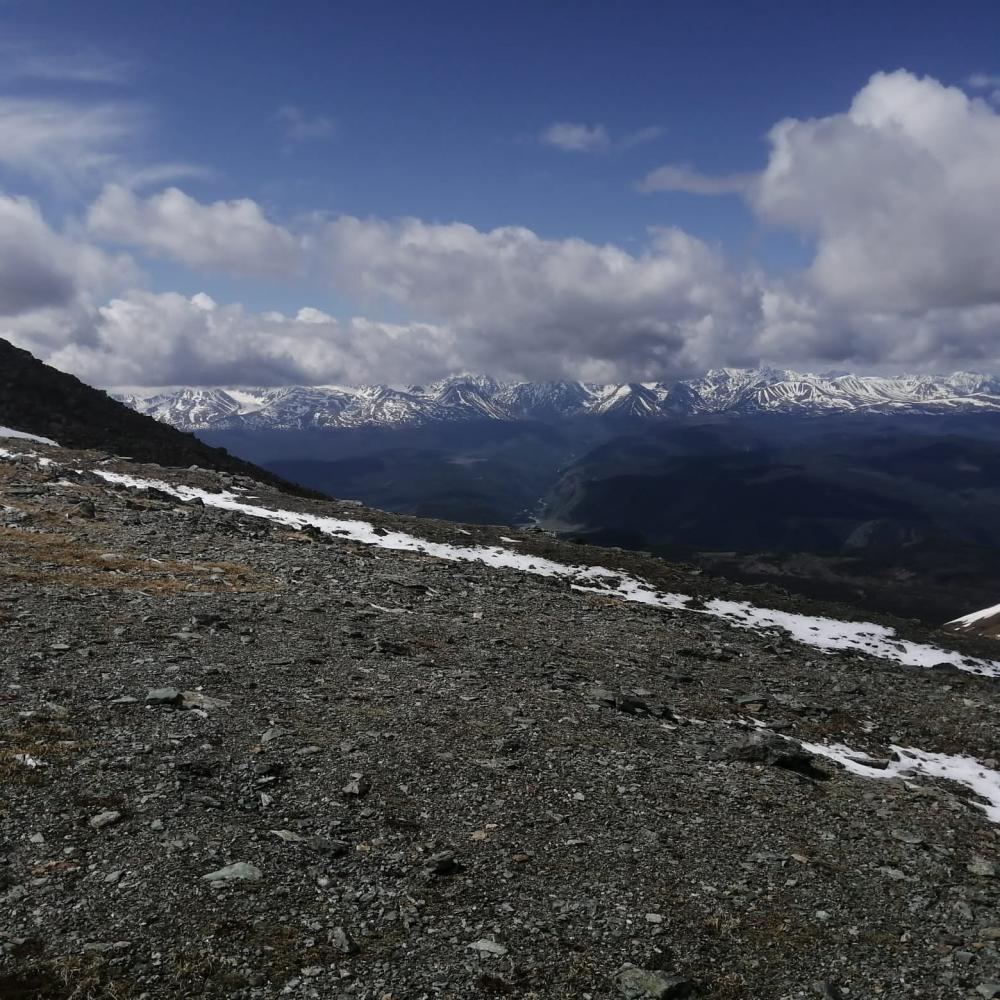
[3,0,1000,385]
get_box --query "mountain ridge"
[0,337,323,498]
[116,368,1000,431]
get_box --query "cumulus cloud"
[87,185,302,278]
[0,193,139,365]
[79,187,766,382]
[33,291,456,387]
[275,105,335,144]
[0,194,135,318]
[752,70,1000,314]
[637,163,755,195]
[14,68,1000,386]
[755,282,1000,372]
[319,215,760,379]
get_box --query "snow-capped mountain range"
[115,368,1000,431]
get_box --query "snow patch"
[704,599,996,675]
[801,741,1000,823]
[947,601,1000,629]
[0,426,58,446]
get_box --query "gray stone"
[614,964,695,999]
[724,733,830,780]
[968,858,998,877]
[468,938,508,957]
[329,926,358,954]
[89,810,122,830]
[201,862,262,882]
[342,774,371,797]
[145,687,181,706]
[179,690,230,711]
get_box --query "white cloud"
[87,184,301,278]
[967,72,1000,90]
[619,125,664,149]
[0,44,130,84]
[13,68,1000,386]
[37,291,456,387]
[80,188,763,380]
[319,215,760,379]
[275,105,335,144]
[752,70,1000,314]
[0,194,135,318]
[539,122,610,152]
[122,163,215,190]
[539,121,661,154]
[0,97,141,186]
[756,283,1000,371]
[637,163,755,195]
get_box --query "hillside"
[2,433,1000,999]
[0,339,321,498]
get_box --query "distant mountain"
[117,369,1000,431]
[0,338,321,497]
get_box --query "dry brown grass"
[0,525,266,593]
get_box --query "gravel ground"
[1,444,999,1000]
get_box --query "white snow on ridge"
[90,469,1000,679]
[0,426,58,446]
[801,741,1000,823]
[947,600,1000,629]
[704,599,994,673]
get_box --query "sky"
[3,0,1000,387]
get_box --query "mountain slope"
[3,436,1000,998]
[118,368,1000,431]
[0,338,321,497]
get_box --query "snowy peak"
[495,380,595,419]
[116,368,1000,431]
[590,382,664,418]
[139,388,246,428]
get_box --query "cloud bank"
[6,70,1000,386]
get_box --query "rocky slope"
[2,433,1000,999]
[118,370,1000,431]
